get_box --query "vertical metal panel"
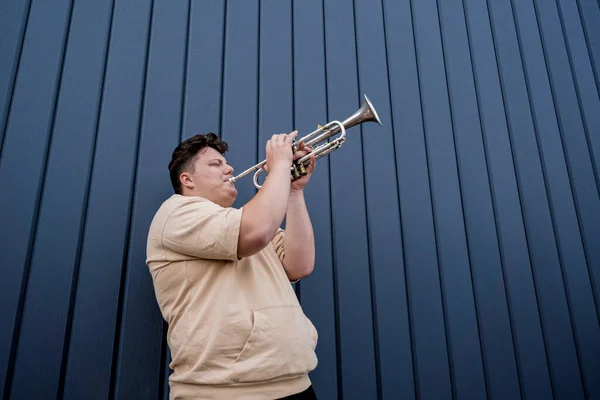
[323,0,378,398]
[529,0,600,398]
[442,0,552,398]
[463,0,554,398]
[354,0,413,399]
[384,0,452,398]
[1,0,599,399]
[533,0,600,349]
[0,0,73,395]
[412,0,489,398]
[292,1,338,398]
[183,0,225,138]
[258,0,293,152]
[58,0,154,398]
[490,1,600,399]
[555,0,600,317]
[556,0,600,185]
[511,0,597,398]
[8,0,112,398]
[441,0,536,398]
[493,0,584,394]
[576,0,600,96]
[0,0,31,154]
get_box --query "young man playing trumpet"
[146,130,319,399]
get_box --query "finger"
[286,130,298,144]
[278,133,288,146]
[293,150,308,160]
[307,154,316,173]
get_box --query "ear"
[180,172,194,189]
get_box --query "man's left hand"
[290,142,316,192]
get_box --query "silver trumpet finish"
[229,94,382,189]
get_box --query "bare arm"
[281,144,316,280]
[282,188,315,281]
[237,132,297,258]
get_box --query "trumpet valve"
[298,163,307,176]
[291,165,301,180]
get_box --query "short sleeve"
[271,228,286,265]
[162,198,242,261]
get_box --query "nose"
[224,164,234,175]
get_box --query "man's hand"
[290,142,316,192]
[264,131,297,173]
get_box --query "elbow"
[301,262,315,278]
[284,261,314,282]
[296,267,314,281]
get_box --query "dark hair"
[168,133,229,194]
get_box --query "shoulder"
[160,195,242,236]
[149,195,220,233]
[159,194,235,219]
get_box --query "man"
[146,131,319,400]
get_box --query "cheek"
[199,170,221,185]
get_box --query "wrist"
[271,160,292,173]
[289,187,305,196]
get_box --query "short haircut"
[168,133,229,194]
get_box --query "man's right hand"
[264,131,298,172]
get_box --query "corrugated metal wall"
[1,0,599,399]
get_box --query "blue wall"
[1,0,599,399]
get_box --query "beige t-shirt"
[146,194,318,399]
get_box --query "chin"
[219,191,236,208]
[228,191,238,203]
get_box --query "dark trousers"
[276,385,317,400]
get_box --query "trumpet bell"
[347,94,382,129]
[301,94,381,149]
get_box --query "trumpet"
[229,94,382,189]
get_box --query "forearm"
[283,189,315,280]
[243,166,291,239]
[238,166,291,257]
